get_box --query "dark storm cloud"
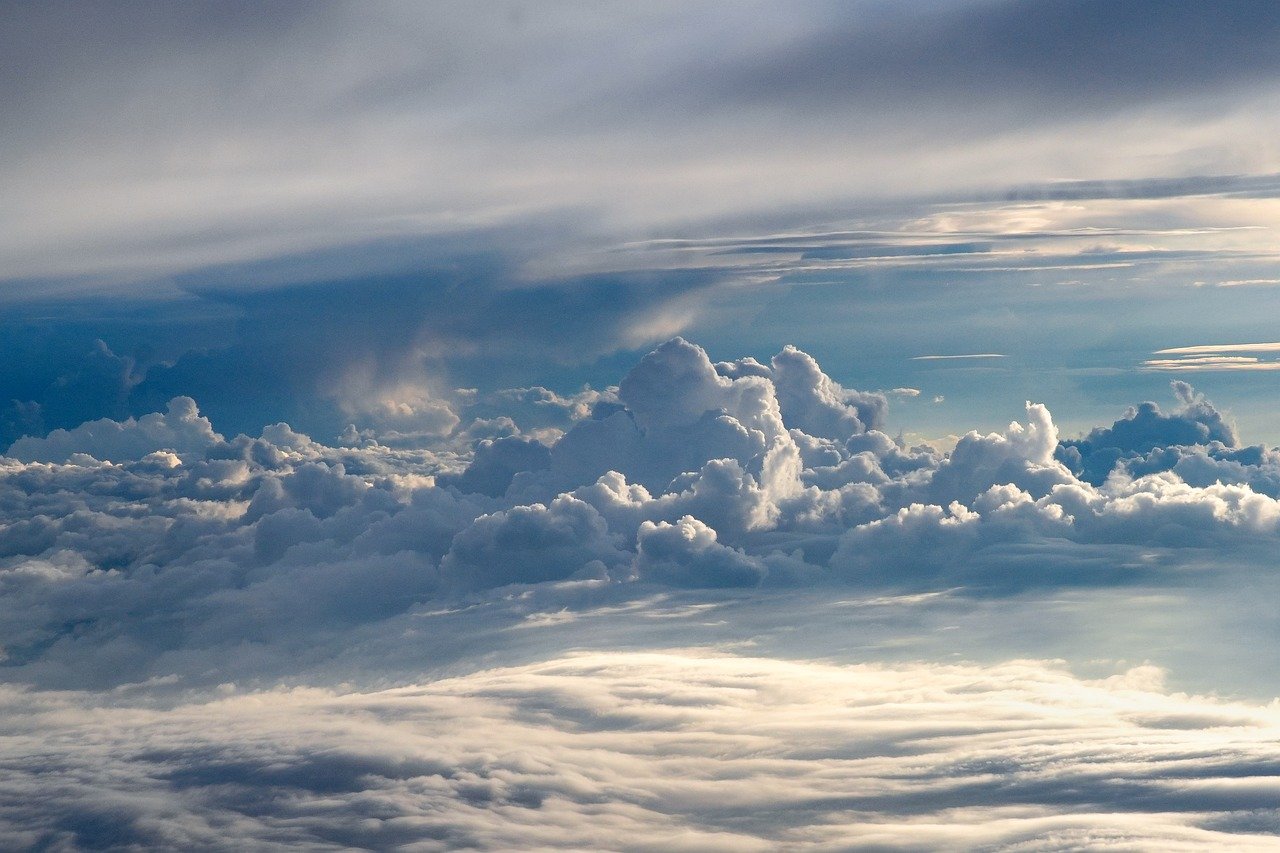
[144,264,721,434]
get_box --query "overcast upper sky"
[6,3,1280,849]
[3,0,1280,444]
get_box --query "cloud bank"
[5,337,1280,846]
[3,338,1279,687]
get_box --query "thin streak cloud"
[911,353,1007,360]
[1155,342,1280,355]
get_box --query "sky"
[7,2,1280,849]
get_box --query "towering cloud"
[2,337,1278,686]
[4,337,1280,846]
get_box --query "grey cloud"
[634,516,767,589]
[5,1,1280,291]
[440,496,626,592]
[125,263,723,441]
[703,1,1280,122]
[1058,381,1239,484]
[1001,171,1280,202]
[9,338,1280,850]
[437,436,551,498]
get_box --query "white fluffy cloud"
[3,338,1279,687]
[6,397,220,464]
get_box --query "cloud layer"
[3,338,1280,689]
[4,338,1280,845]
[4,652,1280,850]
[6,1,1280,287]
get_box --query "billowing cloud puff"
[6,397,219,463]
[915,401,1069,507]
[1059,381,1239,484]
[634,515,766,588]
[437,435,551,498]
[440,496,625,592]
[767,344,886,439]
[503,339,806,522]
[6,339,1280,847]
[4,338,1280,686]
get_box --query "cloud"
[117,265,726,442]
[1059,382,1238,484]
[5,1,1280,292]
[9,3,1280,839]
[1144,342,1280,372]
[440,496,625,592]
[7,339,1280,689]
[2,652,1280,850]
[6,338,1280,845]
[1142,356,1280,371]
[437,436,551,498]
[634,516,767,588]
[767,344,886,438]
[5,396,220,463]
[1155,342,1280,355]
[911,353,1007,361]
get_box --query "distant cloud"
[1155,341,1280,355]
[911,353,1006,361]
[6,396,220,463]
[4,2,1280,290]
[1142,357,1280,371]
[1145,342,1280,372]
[9,2,1280,843]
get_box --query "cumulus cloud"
[6,396,220,463]
[5,338,1280,686]
[14,2,1280,840]
[440,496,624,592]
[1059,381,1239,484]
[634,516,767,588]
[6,338,1280,845]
